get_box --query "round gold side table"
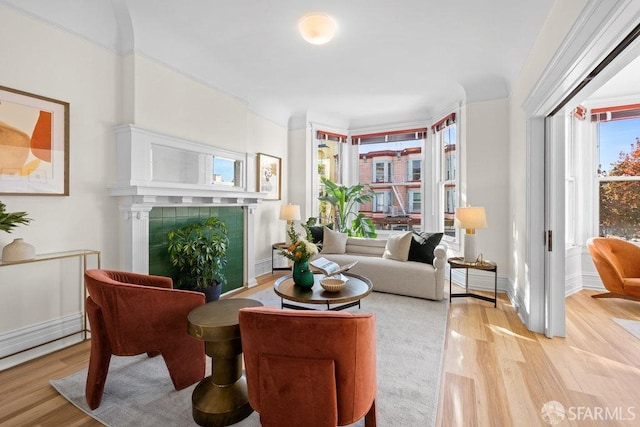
[187,298,263,426]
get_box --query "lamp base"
[463,233,477,263]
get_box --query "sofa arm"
[433,243,448,300]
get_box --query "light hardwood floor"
[1,274,639,426]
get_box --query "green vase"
[293,261,314,288]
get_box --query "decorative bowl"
[320,277,346,292]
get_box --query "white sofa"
[316,236,447,300]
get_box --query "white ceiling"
[3,0,558,127]
[585,54,640,106]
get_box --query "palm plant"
[318,177,377,238]
[0,201,31,233]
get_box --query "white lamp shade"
[279,204,301,221]
[455,206,487,230]
[298,13,337,45]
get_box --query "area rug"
[612,317,640,341]
[50,288,448,426]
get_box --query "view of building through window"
[356,131,425,232]
[441,124,457,237]
[598,117,640,240]
[316,132,344,224]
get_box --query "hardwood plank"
[1,274,639,426]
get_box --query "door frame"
[522,0,640,336]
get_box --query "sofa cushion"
[382,232,412,262]
[321,227,348,254]
[408,232,444,265]
[345,237,387,256]
[308,223,333,244]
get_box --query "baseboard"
[581,272,605,291]
[565,272,583,296]
[0,313,84,371]
[254,256,274,278]
[450,268,508,293]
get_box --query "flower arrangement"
[280,223,318,263]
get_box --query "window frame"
[432,113,458,241]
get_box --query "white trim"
[565,272,583,296]
[0,313,83,371]
[582,272,606,290]
[450,269,509,293]
[523,0,640,116]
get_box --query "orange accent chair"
[239,307,377,427]
[587,237,640,301]
[84,269,206,409]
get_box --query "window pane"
[410,159,421,181]
[441,123,457,237]
[316,136,343,224]
[598,118,640,177]
[599,180,640,240]
[358,138,423,231]
[410,191,421,212]
[212,156,237,186]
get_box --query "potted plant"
[0,201,34,262]
[318,177,377,238]
[0,201,31,233]
[167,216,229,302]
[279,224,319,288]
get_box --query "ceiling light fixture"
[298,13,337,45]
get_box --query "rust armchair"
[84,269,206,409]
[239,307,377,427]
[587,237,640,301]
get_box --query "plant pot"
[202,282,222,302]
[292,261,314,288]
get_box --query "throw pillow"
[320,227,348,254]
[382,232,413,262]
[308,223,333,244]
[408,232,444,265]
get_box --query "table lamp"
[455,206,487,263]
[279,204,301,243]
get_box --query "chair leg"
[161,339,205,390]
[364,400,377,427]
[85,298,113,410]
[592,292,640,302]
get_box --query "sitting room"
[1,1,640,426]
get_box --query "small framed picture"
[257,153,281,200]
[0,85,69,195]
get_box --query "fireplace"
[109,125,266,288]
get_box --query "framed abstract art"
[257,153,281,200]
[0,85,69,195]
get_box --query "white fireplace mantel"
[109,125,267,288]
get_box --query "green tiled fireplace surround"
[148,206,244,293]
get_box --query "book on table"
[310,257,358,277]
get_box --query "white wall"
[247,111,289,261]
[0,5,121,368]
[0,5,288,368]
[464,99,510,274]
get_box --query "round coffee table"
[187,298,263,426]
[273,273,373,311]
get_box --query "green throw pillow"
[408,232,443,265]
